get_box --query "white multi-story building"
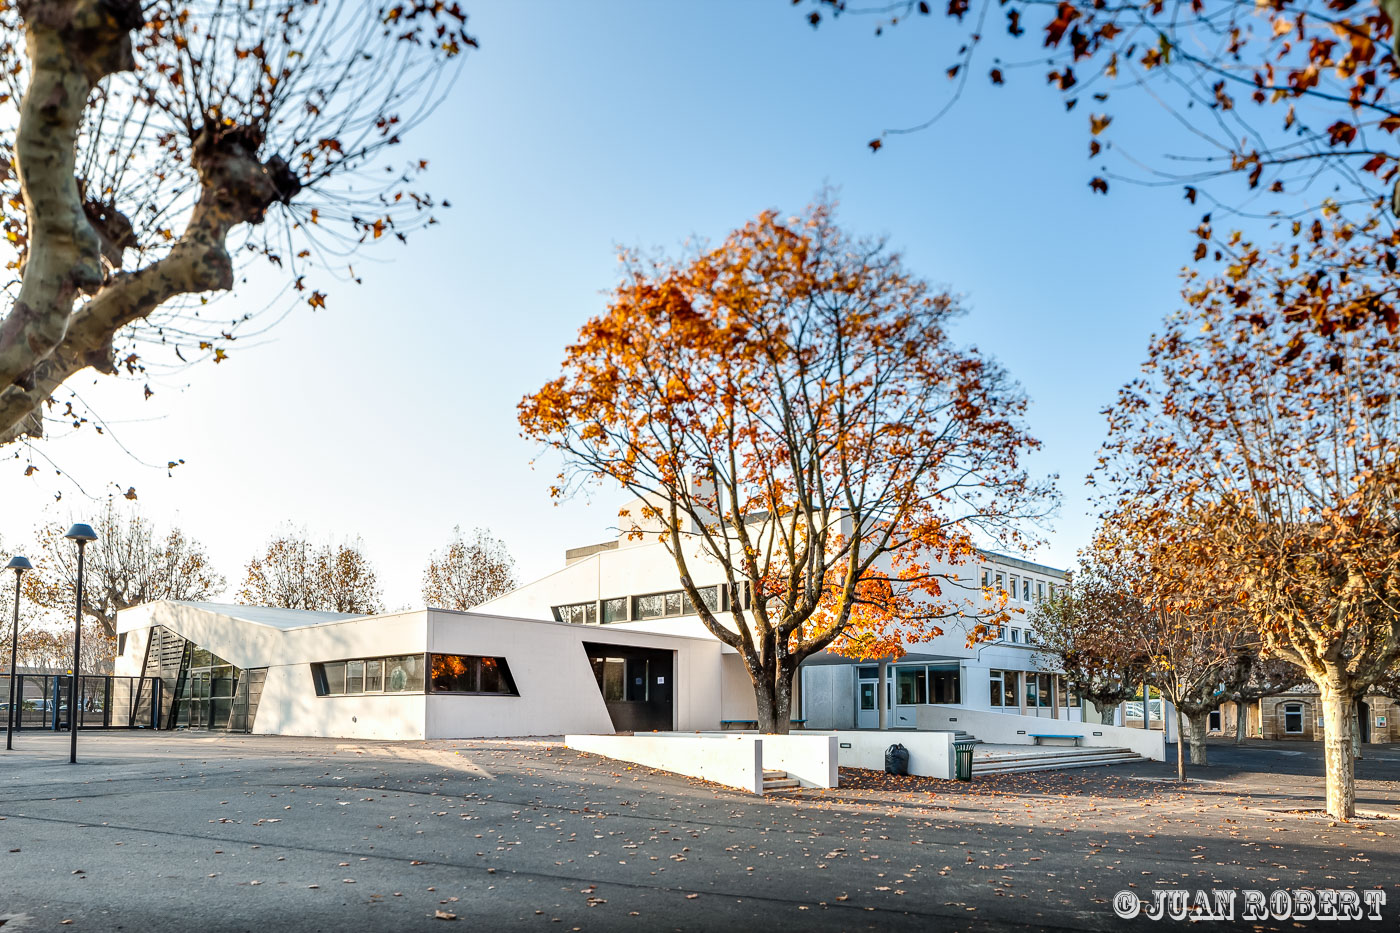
[479,499,1075,731]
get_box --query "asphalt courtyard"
[0,733,1397,932]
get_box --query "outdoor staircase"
[972,746,1144,775]
[762,769,801,792]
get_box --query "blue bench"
[1028,733,1082,747]
[720,719,807,730]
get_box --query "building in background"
[478,498,1073,731]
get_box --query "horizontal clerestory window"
[428,654,518,696]
[552,601,598,625]
[632,586,720,620]
[313,654,425,696]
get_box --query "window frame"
[313,654,427,697]
[428,653,520,697]
[1282,702,1305,734]
[551,601,598,625]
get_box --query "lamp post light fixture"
[4,555,32,752]
[64,523,97,764]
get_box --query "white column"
[877,660,888,730]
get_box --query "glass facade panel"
[551,602,597,625]
[322,661,346,696]
[346,660,365,695]
[385,655,423,693]
[592,658,625,702]
[430,654,477,693]
[929,668,960,704]
[896,666,926,705]
[1002,671,1018,707]
[635,594,666,620]
[364,659,383,692]
[601,597,629,623]
[427,655,518,695]
[173,647,243,730]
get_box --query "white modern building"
[477,498,1077,731]
[111,600,734,739]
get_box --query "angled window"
[429,654,519,696]
[552,602,597,625]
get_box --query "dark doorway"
[1359,700,1371,743]
[583,643,674,733]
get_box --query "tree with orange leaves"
[519,197,1055,734]
[801,0,1400,337]
[1098,225,1400,817]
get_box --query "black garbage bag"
[884,743,909,776]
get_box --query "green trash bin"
[953,740,976,781]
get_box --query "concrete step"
[974,750,1136,767]
[762,770,801,791]
[763,777,802,790]
[977,747,1134,766]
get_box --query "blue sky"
[7,0,1210,608]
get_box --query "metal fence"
[0,674,162,730]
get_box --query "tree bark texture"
[1320,684,1357,819]
[1187,711,1209,766]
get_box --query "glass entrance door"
[858,679,877,729]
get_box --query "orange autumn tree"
[801,0,1400,337]
[1099,224,1400,817]
[519,198,1054,734]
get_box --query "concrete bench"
[1029,734,1082,747]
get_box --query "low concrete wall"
[566,734,763,794]
[656,733,838,788]
[809,729,955,779]
[915,705,1167,761]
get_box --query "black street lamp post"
[64,523,97,764]
[4,555,32,751]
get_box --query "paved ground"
[0,733,1397,932]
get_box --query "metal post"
[69,539,85,763]
[6,571,18,750]
[4,557,30,750]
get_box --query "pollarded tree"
[801,0,1400,337]
[1029,559,1148,726]
[421,526,517,611]
[29,501,224,637]
[1099,227,1400,817]
[519,196,1055,734]
[239,531,383,615]
[0,1,471,445]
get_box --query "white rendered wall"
[566,733,764,794]
[809,730,955,779]
[915,705,1166,760]
[425,610,722,739]
[656,732,838,788]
